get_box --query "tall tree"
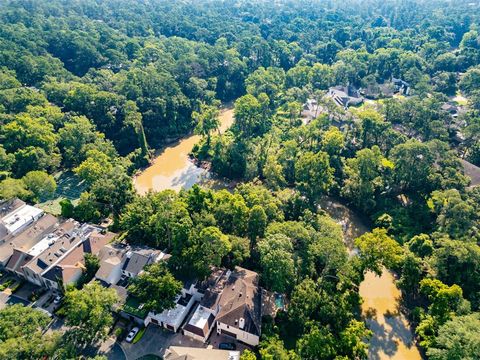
[129,262,182,313]
[193,103,220,146]
[295,151,334,203]
[62,282,118,349]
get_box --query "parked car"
[126,327,139,343]
[219,342,236,350]
[53,295,63,305]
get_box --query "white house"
[145,283,202,332]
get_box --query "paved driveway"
[120,325,205,360]
[0,291,30,309]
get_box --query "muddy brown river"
[319,198,422,360]
[134,109,421,360]
[134,108,234,194]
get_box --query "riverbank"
[320,197,422,360]
[133,108,234,194]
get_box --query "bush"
[10,280,23,293]
[0,279,15,291]
[114,327,124,339]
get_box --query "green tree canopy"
[129,262,182,313]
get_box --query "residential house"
[183,303,217,343]
[121,248,163,278]
[164,346,240,360]
[327,86,364,108]
[145,281,202,332]
[20,221,113,290]
[42,229,115,290]
[183,267,263,347]
[4,214,62,277]
[301,98,322,123]
[94,243,128,286]
[0,201,45,267]
[392,77,411,95]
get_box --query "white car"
[53,295,63,305]
[126,327,139,343]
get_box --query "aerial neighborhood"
[1,1,480,360]
[0,198,275,359]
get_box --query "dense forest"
[0,0,480,359]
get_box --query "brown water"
[319,197,422,360]
[134,108,234,194]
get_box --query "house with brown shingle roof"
[41,229,116,290]
[183,267,263,346]
[4,214,60,276]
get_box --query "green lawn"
[122,296,148,319]
[37,171,87,215]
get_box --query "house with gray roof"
[392,77,411,95]
[121,248,162,278]
[327,85,364,109]
[4,214,60,276]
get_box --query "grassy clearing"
[37,171,86,215]
[452,91,468,106]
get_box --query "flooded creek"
[134,108,234,194]
[319,198,422,360]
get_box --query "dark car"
[219,342,236,350]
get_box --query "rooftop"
[1,204,43,235]
[43,228,113,284]
[0,213,59,263]
[214,267,261,336]
[164,346,240,360]
[27,219,75,257]
[122,248,161,275]
[152,293,193,326]
[0,199,25,220]
[3,214,60,271]
[184,303,215,338]
[23,222,97,275]
[188,304,211,329]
